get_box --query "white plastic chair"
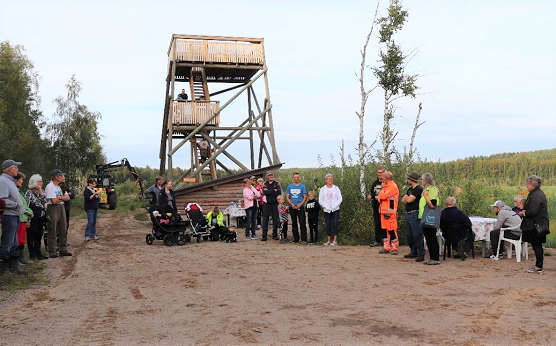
[494,223,528,262]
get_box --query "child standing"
[305,191,321,244]
[277,195,289,242]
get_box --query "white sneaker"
[323,242,330,246]
[330,241,337,246]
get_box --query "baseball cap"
[2,159,21,171]
[51,169,65,176]
[266,171,273,176]
[490,200,505,208]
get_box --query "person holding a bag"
[518,175,549,274]
[419,173,441,265]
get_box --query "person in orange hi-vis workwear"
[377,171,400,255]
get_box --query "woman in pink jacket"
[243,178,261,240]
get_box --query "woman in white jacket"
[319,173,342,246]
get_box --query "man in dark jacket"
[261,172,281,241]
[440,196,472,258]
[367,167,385,247]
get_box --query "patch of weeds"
[1,262,49,292]
[134,212,149,222]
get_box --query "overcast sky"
[2,0,555,170]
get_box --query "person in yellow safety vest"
[377,171,400,255]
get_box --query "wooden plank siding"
[172,100,220,126]
[174,181,244,217]
[173,163,283,217]
[173,38,264,65]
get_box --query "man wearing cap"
[489,200,522,259]
[401,172,425,261]
[0,159,28,275]
[45,169,72,258]
[261,172,282,241]
[439,197,472,258]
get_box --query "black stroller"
[146,205,190,246]
[185,202,212,243]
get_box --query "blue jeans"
[85,209,98,237]
[245,206,257,236]
[405,211,425,255]
[324,210,340,236]
[0,215,20,260]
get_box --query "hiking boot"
[49,253,59,258]
[59,251,73,257]
[415,255,425,262]
[369,241,382,247]
[8,258,28,275]
[378,249,390,254]
[404,252,418,258]
[391,250,399,255]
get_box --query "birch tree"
[373,0,419,167]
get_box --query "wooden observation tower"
[159,34,280,184]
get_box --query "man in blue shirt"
[286,172,308,244]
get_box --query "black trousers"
[262,203,279,239]
[308,217,319,243]
[27,216,44,258]
[531,241,544,269]
[423,226,439,261]
[290,206,307,242]
[373,207,385,243]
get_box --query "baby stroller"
[146,205,189,246]
[185,202,212,243]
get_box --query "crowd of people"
[0,159,85,288]
[1,155,550,291]
[237,169,550,273]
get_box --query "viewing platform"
[168,34,265,83]
[172,100,220,127]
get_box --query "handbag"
[420,204,441,229]
[534,221,550,237]
[520,218,534,232]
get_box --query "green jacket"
[206,211,225,227]
[19,190,33,222]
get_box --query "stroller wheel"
[146,234,154,245]
[163,234,176,246]
[186,234,192,243]
[176,234,186,246]
[202,235,209,241]
[196,236,201,243]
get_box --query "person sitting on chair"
[206,207,229,241]
[440,196,472,258]
[489,200,522,259]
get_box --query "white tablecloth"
[469,217,497,242]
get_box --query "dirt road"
[1,210,555,345]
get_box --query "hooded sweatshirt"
[495,205,522,236]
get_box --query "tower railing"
[172,100,220,126]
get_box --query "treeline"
[0,41,103,189]
[413,149,556,186]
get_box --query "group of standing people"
[242,172,342,246]
[0,159,79,284]
[367,167,550,272]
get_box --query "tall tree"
[355,3,380,197]
[373,0,419,167]
[0,41,47,174]
[47,75,105,188]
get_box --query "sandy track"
[1,210,555,345]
